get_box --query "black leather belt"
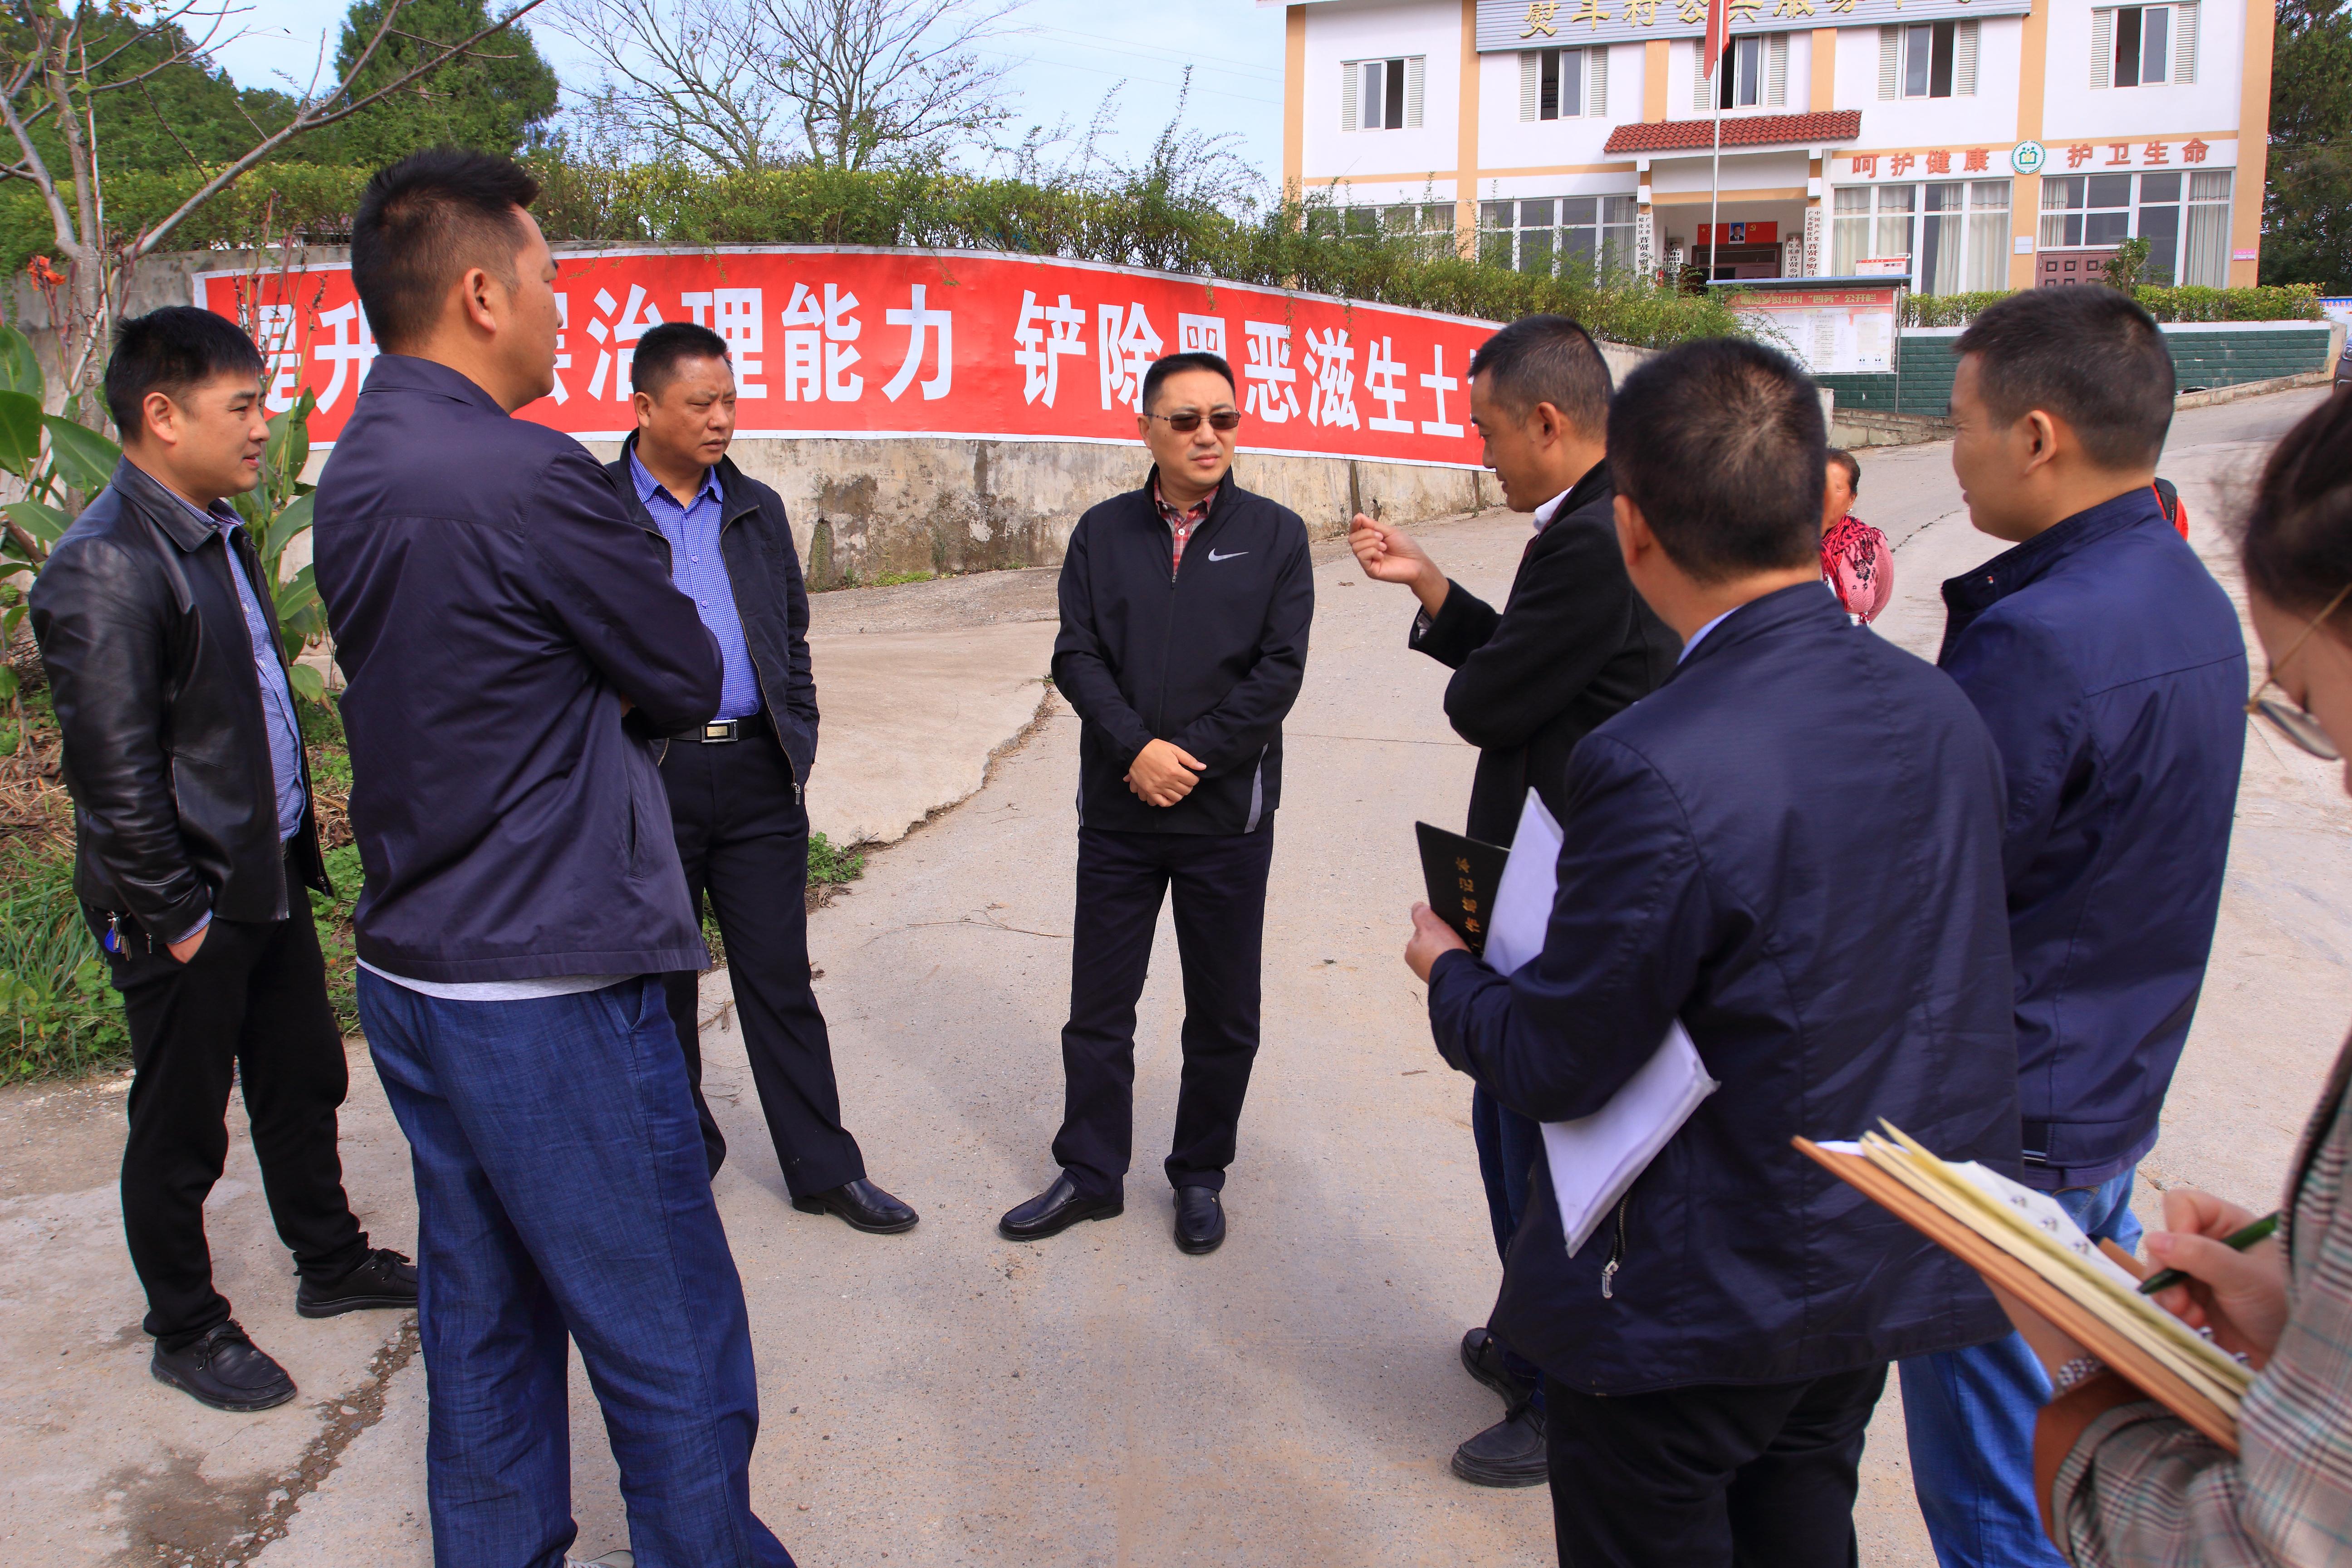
[673,711,767,743]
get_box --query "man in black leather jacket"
[28,307,414,1414]
[606,320,916,1234]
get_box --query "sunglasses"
[1148,409,1241,433]
[2247,581,2352,761]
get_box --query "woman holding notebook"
[1999,388,2352,1565]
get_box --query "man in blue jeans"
[1906,286,2245,1568]
[315,149,795,1568]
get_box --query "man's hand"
[1405,902,1469,982]
[2144,1187,2291,1366]
[1350,513,1449,618]
[167,926,208,964]
[1126,739,1206,807]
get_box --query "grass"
[0,838,128,1078]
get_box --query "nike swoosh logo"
[1206,549,1248,563]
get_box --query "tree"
[2262,0,2352,290]
[553,0,1021,172]
[0,0,551,432]
[310,0,559,166]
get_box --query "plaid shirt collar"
[1152,475,1217,529]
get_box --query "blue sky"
[205,0,1288,189]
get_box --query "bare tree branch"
[129,0,554,261]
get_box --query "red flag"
[1703,0,1729,87]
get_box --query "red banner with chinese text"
[192,247,1500,469]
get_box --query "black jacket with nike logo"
[1051,469,1314,836]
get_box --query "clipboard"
[1795,1136,2240,1454]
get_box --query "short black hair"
[351,147,541,353]
[1468,314,1612,435]
[104,306,265,440]
[631,321,731,395]
[1827,446,1861,493]
[1142,351,1235,413]
[1953,288,2174,470]
[1608,338,1825,584]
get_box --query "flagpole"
[1708,86,1722,283]
[1703,0,1726,286]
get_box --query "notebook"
[1415,821,1509,958]
[1482,789,1721,1258]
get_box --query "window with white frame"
[2092,5,2197,87]
[1876,20,1979,98]
[1480,196,1638,277]
[1693,34,1786,110]
[1833,179,2011,293]
[1307,201,1458,258]
[1519,47,1608,119]
[1343,56,1426,130]
[2039,169,2232,284]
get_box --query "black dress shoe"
[793,1178,919,1234]
[1173,1186,1225,1254]
[1461,1326,1538,1406]
[1451,1400,1549,1487]
[297,1247,419,1318]
[998,1172,1122,1240]
[152,1320,298,1413]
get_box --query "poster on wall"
[192,247,1501,470]
[1730,287,1900,375]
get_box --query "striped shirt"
[2048,1035,2352,1566]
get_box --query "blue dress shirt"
[630,451,759,721]
[171,496,306,944]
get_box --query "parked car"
[2337,334,2352,394]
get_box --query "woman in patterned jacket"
[1821,447,1894,624]
[1996,387,2352,1567]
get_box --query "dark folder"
[1416,822,1510,958]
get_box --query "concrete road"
[3,385,2344,1568]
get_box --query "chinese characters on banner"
[1843,141,2215,178]
[192,250,1497,468]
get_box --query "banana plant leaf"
[41,415,119,493]
[0,390,44,478]
[264,491,315,563]
[265,389,314,490]
[4,497,69,548]
[0,325,43,400]
[284,661,326,704]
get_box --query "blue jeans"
[1898,1166,2144,1568]
[360,971,796,1568]
[1471,1083,1547,1405]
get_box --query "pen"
[2136,1211,2279,1295]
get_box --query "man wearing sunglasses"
[1000,351,1314,1256]
[1904,285,2248,1568]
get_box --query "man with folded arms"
[314,149,794,1568]
[31,308,415,1413]
[610,318,916,1235]
[1351,313,1676,1486]
[1000,350,1313,1256]
[1406,339,2021,1567]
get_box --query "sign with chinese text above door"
[192,248,1501,469]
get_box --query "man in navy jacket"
[999,351,1314,1256]
[1407,339,2019,1567]
[1901,287,2247,1568]
[314,151,795,1568]
[1350,314,1678,1487]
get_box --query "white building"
[1275,0,2271,291]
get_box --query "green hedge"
[0,159,1745,349]
[1901,283,2326,327]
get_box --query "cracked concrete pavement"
[3,386,2345,1567]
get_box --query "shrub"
[1901,282,2324,327]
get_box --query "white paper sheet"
[1483,789,1722,1257]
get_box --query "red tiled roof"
[1603,110,1862,155]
